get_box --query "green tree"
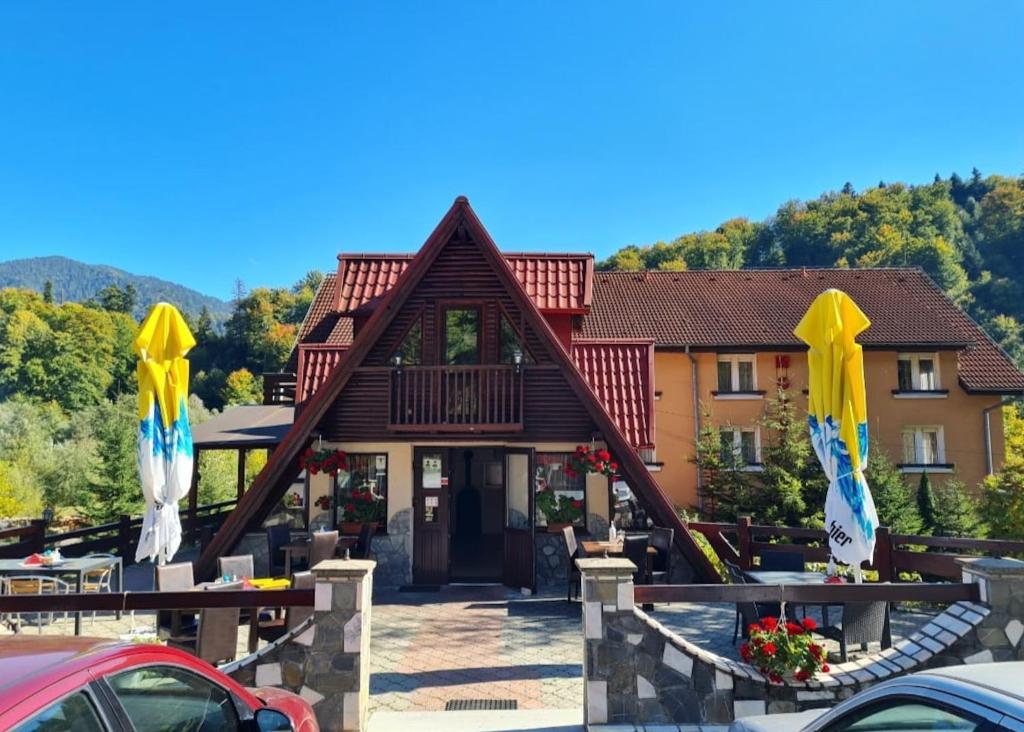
[42,280,53,304]
[980,407,1024,539]
[931,479,980,537]
[757,389,811,525]
[222,368,262,406]
[865,451,922,535]
[83,395,142,522]
[916,471,938,533]
[95,283,138,314]
[692,408,755,521]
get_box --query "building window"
[335,453,388,530]
[901,426,945,466]
[717,355,756,393]
[719,427,761,469]
[534,452,586,528]
[391,316,422,366]
[498,313,534,365]
[444,307,481,365]
[897,353,939,391]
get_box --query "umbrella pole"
[852,564,863,583]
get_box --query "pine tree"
[916,471,938,533]
[692,409,754,521]
[42,280,53,304]
[932,480,980,537]
[758,389,809,525]
[866,452,922,535]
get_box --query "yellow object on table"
[248,577,291,590]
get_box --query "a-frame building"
[198,197,718,586]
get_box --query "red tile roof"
[334,253,592,313]
[572,339,655,448]
[286,273,353,371]
[582,268,1024,394]
[296,344,348,402]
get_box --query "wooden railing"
[634,581,980,605]
[0,588,313,614]
[261,372,297,405]
[688,516,1024,582]
[0,500,237,564]
[388,365,524,432]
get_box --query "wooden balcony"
[388,365,524,432]
[262,372,297,405]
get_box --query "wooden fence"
[0,500,237,563]
[688,516,1024,581]
[634,580,980,605]
[0,588,312,614]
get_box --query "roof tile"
[572,339,655,448]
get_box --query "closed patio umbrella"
[134,303,196,564]
[794,289,879,582]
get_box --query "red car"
[0,636,318,732]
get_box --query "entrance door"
[413,448,450,585]
[502,448,535,591]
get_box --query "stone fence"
[579,556,1024,729]
[223,559,375,732]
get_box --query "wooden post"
[28,519,47,554]
[118,514,132,560]
[236,448,247,501]
[737,516,753,570]
[874,526,894,582]
[189,448,201,545]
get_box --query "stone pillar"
[578,557,638,726]
[310,559,375,732]
[958,557,1024,662]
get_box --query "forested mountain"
[599,170,1024,367]
[0,256,230,321]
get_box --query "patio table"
[0,555,123,635]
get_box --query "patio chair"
[562,526,582,602]
[266,524,291,577]
[82,553,116,627]
[258,571,315,643]
[309,530,339,570]
[352,523,375,560]
[724,561,780,644]
[758,549,805,572]
[155,562,196,639]
[217,554,255,580]
[648,527,674,584]
[168,581,242,665]
[623,535,651,585]
[817,601,892,662]
[4,575,71,633]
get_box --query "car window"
[824,699,983,732]
[13,691,107,732]
[107,666,240,732]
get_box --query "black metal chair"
[817,601,892,662]
[724,560,781,644]
[758,549,805,572]
[623,535,651,585]
[266,524,291,577]
[647,527,673,584]
[562,526,582,602]
[352,523,375,560]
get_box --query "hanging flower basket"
[567,445,619,479]
[299,447,349,476]
[740,616,829,683]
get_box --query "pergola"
[189,404,294,522]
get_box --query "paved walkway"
[370,586,582,714]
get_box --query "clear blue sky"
[2,3,1022,300]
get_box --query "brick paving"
[369,586,582,714]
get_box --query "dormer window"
[896,353,942,393]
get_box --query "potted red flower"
[568,445,619,479]
[299,447,349,476]
[535,490,584,533]
[740,616,829,683]
[339,487,386,535]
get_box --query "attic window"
[392,316,422,366]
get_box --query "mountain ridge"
[0,255,230,320]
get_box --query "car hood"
[728,708,828,732]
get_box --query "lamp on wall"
[392,354,403,371]
[513,349,523,372]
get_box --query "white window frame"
[899,425,952,473]
[895,353,944,396]
[719,426,762,471]
[715,354,761,400]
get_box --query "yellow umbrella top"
[793,288,871,472]
[135,303,196,427]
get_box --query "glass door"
[503,448,535,591]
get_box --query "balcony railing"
[262,372,297,405]
[388,365,523,432]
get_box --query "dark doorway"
[449,447,505,582]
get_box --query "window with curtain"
[901,426,944,465]
[719,427,761,468]
[896,353,939,391]
[717,355,756,392]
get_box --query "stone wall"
[369,508,412,588]
[579,557,1024,729]
[225,559,375,732]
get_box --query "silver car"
[729,662,1024,732]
